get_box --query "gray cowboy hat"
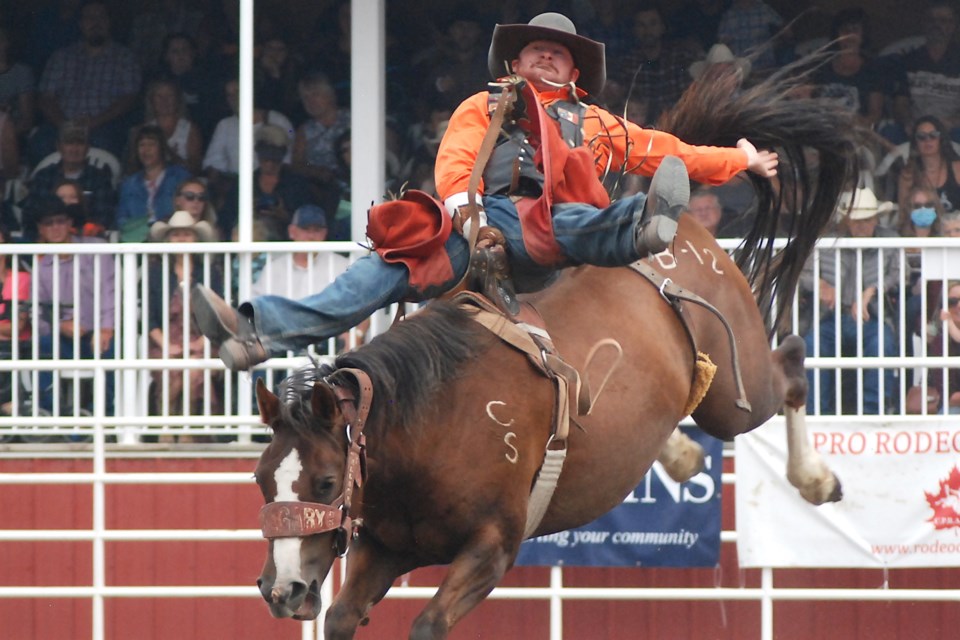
[488,12,606,95]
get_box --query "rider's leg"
[193,234,470,371]
[485,156,690,271]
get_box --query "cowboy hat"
[488,12,606,95]
[838,187,897,220]
[689,44,751,80]
[150,210,217,242]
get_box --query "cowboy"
[192,12,780,371]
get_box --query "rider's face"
[511,40,580,91]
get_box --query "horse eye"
[312,477,335,498]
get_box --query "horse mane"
[327,301,494,431]
[274,365,341,441]
[658,52,858,334]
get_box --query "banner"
[737,420,960,568]
[516,427,723,567]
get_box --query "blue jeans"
[246,193,647,353]
[804,315,897,414]
[39,334,116,415]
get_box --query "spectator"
[902,185,945,346]
[304,1,352,107]
[51,177,102,238]
[26,0,81,74]
[152,32,221,140]
[203,78,294,177]
[34,0,141,164]
[203,78,293,223]
[0,25,36,140]
[687,187,724,236]
[140,78,204,174]
[897,115,960,216]
[414,15,489,112]
[291,73,350,191]
[891,1,960,140]
[942,210,960,237]
[609,3,694,123]
[717,0,786,75]
[25,121,115,237]
[801,188,900,415]
[126,0,205,79]
[116,125,191,242]
[0,106,19,184]
[254,33,302,124]
[329,129,353,242]
[251,204,349,297]
[33,196,115,415]
[251,124,320,237]
[0,224,30,416]
[146,209,222,441]
[924,280,960,414]
[810,8,884,131]
[689,43,751,82]
[669,0,729,58]
[171,177,219,237]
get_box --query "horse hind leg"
[775,335,843,505]
[409,526,516,640]
[657,427,705,483]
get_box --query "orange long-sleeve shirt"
[435,87,749,212]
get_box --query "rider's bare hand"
[737,138,778,178]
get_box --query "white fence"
[3,238,960,639]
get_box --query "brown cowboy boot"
[191,285,268,371]
[634,155,690,256]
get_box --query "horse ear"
[256,378,282,426]
[311,382,341,427]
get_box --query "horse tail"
[658,54,858,334]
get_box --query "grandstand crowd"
[3,0,960,435]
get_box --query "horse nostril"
[286,580,308,609]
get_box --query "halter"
[258,368,374,556]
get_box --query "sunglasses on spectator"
[912,201,937,207]
[179,191,207,202]
[915,131,942,141]
[947,297,960,308]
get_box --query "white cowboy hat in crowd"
[689,44,751,80]
[488,12,606,95]
[838,187,897,220]
[149,210,217,242]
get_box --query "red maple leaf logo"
[925,465,960,530]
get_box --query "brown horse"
[251,64,856,638]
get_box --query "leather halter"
[258,368,374,556]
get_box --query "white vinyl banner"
[736,420,960,568]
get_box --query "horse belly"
[528,268,693,534]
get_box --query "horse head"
[253,370,365,620]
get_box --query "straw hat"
[149,210,217,242]
[689,44,751,80]
[488,12,606,95]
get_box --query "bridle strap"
[260,499,344,538]
[330,368,373,552]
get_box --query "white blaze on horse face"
[272,448,305,586]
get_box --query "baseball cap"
[291,204,327,228]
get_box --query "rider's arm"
[435,92,491,217]
[586,106,749,185]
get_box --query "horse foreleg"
[324,535,415,640]
[657,427,705,483]
[775,335,843,505]
[409,527,516,640]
